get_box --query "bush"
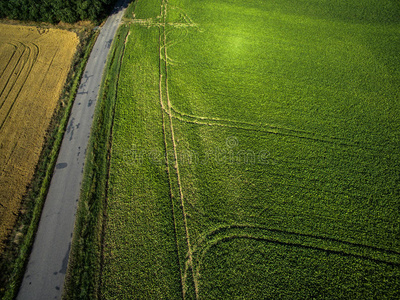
[0,0,118,23]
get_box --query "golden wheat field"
[0,24,78,252]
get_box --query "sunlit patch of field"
[0,24,78,252]
[101,0,400,298]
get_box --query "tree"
[0,0,118,24]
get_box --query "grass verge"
[62,24,129,300]
[0,27,98,300]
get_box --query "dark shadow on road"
[110,0,132,16]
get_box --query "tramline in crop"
[100,0,400,298]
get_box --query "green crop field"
[100,0,400,298]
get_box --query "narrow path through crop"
[159,0,199,297]
[158,3,185,298]
[167,106,381,151]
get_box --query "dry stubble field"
[0,24,78,252]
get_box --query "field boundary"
[62,24,130,300]
[97,26,128,299]
[0,27,97,300]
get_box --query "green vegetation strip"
[0,29,98,300]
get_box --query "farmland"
[99,0,400,298]
[0,24,78,252]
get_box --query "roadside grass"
[62,24,130,299]
[91,0,399,298]
[0,26,97,300]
